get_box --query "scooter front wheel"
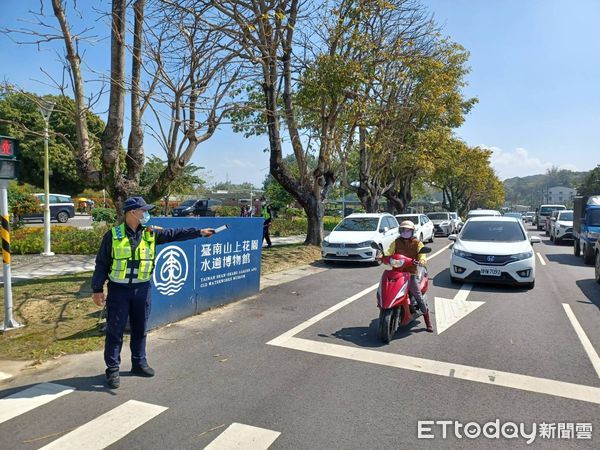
[378,309,397,344]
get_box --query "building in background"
[544,186,577,205]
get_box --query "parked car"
[534,204,566,231]
[172,198,223,217]
[549,210,573,243]
[321,213,399,264]
[194,199,222,217]
[466,209,502,220]
[426,211,462,236]
[448,216,541,289]
[23,193,75,223]
[395,213,434,242]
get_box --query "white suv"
[321,213,400,264]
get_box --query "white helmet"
[399,220,415,230]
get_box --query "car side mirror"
[530,236,541,244]
[448,234,457,241]
[381,226,389,232]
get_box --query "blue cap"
[123,196,155,212]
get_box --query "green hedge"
[11,226,109,255]
[270,215,340,237]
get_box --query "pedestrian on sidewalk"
[91,196,215,389]
[261,198,273,248]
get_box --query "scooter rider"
[385,220,433,332]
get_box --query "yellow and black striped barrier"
[1,214,10,265]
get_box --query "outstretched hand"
[201,228,215,237]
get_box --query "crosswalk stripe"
[204,423,281,450]
[0,383,74,425]
[39,399,168,450]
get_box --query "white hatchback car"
[321,213,400,263]
[448,216,541,289]
[395,213,434,243]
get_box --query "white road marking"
[562,304,600,378]
[276,337,600,405]
[268,243,449,346]
[429,243,451,260]
[40,400,168,450]
[434,284,485,334]
[0,383,74,425]
[536,252,546,265]
[267,244,600,405]
[204,423,281,450]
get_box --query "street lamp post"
[38,99,55,257]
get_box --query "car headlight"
[453,249,472,258]
[511,251,533,261]
[322,238,330,245]
[440,221,449,226]
[588,232,600,239]
[356,240,372,248]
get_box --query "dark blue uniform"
[92,225,205,370]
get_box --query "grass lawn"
[0,244,321,363]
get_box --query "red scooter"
[372,244,432,343]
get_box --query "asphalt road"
[23,214,93,228]
[1,223,599,449]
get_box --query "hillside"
[502,170,588,207]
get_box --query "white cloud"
[483,146,580,180]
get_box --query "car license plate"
[336,250,349,256]
[480,267,501,276]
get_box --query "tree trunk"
[101,0,128,216]
[304,198,324,245]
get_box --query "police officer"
[91,196,215,389]
[261,198,273,248]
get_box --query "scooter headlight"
[389,256,405,268]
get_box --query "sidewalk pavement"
[0,235,308,284]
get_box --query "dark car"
[172,199,223,217]
[171,199,200,217]
[193,199,222,217]
[23,193,75,223]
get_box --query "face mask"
[400,230,412,239]
[140,210,150,225]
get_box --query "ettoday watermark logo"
[417,420,593,444]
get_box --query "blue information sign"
[146,216,264,329]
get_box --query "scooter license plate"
[480,267,501,276]
[336,250,349,256]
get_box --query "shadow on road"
[576,279,600,312]
[432,268,533,294]
[545,253,589,267]
[328,318,426,348]
[0,374,116,399]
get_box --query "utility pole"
[38,99,55,257]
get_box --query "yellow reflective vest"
[109,224,156,283]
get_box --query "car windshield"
[335,218,379,232]
[179,200,196,207]
[396,215,419,224]
[589,210,600,226]
[427,213,449,220]
[558,212,573,221]
[540,206,565,215]
[460,221,526,242]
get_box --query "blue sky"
[1,0,599,187]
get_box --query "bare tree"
[5,0,239,215]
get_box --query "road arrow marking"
[434,284,484,335]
